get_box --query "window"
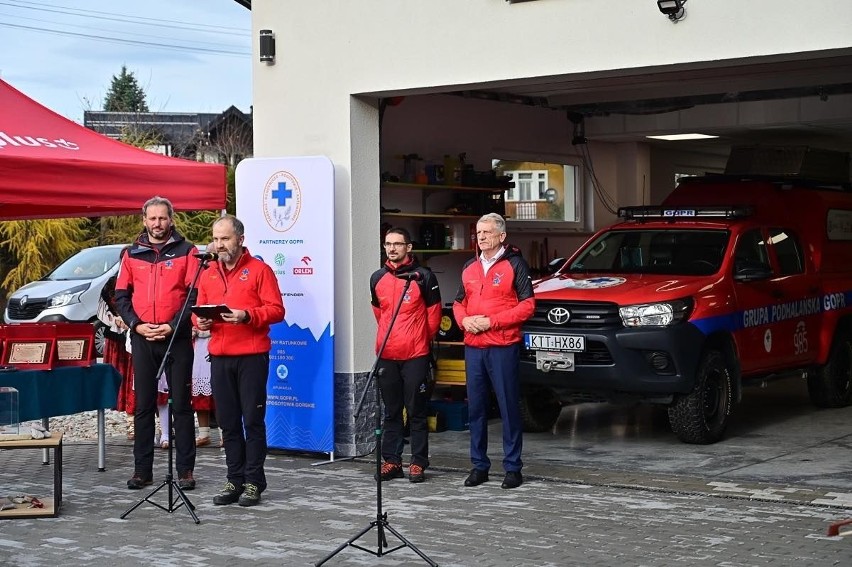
[734,229,771,276]
[568,229,728,276]
[768,228,804,275]
[493,157,582,228]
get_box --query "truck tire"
[668,349,732,444]
[520,387,562,433]
[808,330,852,408]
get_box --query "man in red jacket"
[370,228,441,483]
[195,215,285,507]
[453,213,535,489]
[115,196,200,491]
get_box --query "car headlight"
[48,284,90,308]
[619,298,692,327]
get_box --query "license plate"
[525,333,586,352]
[535,350,575,372]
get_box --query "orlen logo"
[293,256,313,275]
[0,132,80,151]
[262,170,302,233]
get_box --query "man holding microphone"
[194,215,285,507]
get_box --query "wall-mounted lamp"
[259,29,275,64]
[657,0,686,23]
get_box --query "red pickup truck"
[520,163,852,443]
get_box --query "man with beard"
[115,196,199,491]
[195,215,284,507]
[369,228,441,483]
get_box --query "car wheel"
[668,349,733,444]
[519,387,562,433]
[808,330,852,408]
[93,322,107,358]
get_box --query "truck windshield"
[568,229,729,275]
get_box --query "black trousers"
[131,333,195,477]
[377,355,430,468]
[210,353,269,492]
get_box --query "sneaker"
[238,483,261,507]
[178,471,196,491]
[375,462,404,482]
[213,481,243,505]
[408,464,426,483]
[127,474,153,490]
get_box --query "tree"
[0,219,93,294]
[103,65,149,112]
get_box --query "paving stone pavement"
[1,438,851,567]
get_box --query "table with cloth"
[0,363,122,471]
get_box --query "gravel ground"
[20,410,132,441]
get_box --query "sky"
[0,0,252,122]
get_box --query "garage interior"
[371,50,852,474]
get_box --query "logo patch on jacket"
[239,268,250,281]
[403,290,412,303]
[492,272,503,286]
[164,260,174,269]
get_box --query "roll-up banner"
[235,156,335,454]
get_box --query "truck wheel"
[808,331,852,408]
[668,349,732,444]
[93,322,107,358]
[520,387,562,433]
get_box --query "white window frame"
[492,151,585,232]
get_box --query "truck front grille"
[529,300,622,329]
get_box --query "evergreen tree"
[103,65,149,112]
[0,219,93,294]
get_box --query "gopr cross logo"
[262,170,302,233]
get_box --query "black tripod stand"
[120,256,212,524]
[316,277,437,566]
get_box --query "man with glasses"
[369,228,441,483]
[453,213,535,489]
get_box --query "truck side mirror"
[546,257,566,274]
[733,262,772,281]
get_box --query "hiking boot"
[178,470,196,491]
[375,462,404,482]
[213,481,243,505]
[238,483,261,507]
[127,473,153,490]
[408,464,426,484]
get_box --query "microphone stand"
[316,276,437,566]
[120,256,212,524]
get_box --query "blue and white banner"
[235,156,334,454]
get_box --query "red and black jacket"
[370,256,442,361]
[195,248,285,356]
[114,229,199,338]
[453,244,535,348]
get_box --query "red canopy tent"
[0,79,226,220]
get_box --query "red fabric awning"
[0,79,226,220]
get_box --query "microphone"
[395,271,422,281]
[194,252,218,261]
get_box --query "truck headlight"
[619,299,692,327]
[48,284,90,308]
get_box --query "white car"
[3,244,126,356]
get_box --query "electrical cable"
[0,0,249,36]
[0,21,250,57]
[0,11,247,50]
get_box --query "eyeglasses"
[383,242,409,248]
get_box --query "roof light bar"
[619,206,753,220]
